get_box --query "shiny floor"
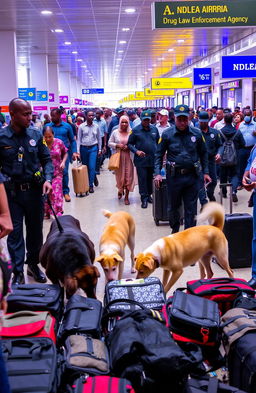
[34,162,252,301]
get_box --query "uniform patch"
[129,131,132,135]
[158,137,162,144]
[191,136,196,142]
[202,135,206,143]
[43,139,47,146]
[210,133,215,139]
[29,139,36,147]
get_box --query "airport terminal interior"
[1,0,256,392]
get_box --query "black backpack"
[219,130,238,167]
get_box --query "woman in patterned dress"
[43,126,68,218]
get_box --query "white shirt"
[214,119,225,131]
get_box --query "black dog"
[40,215,100,298]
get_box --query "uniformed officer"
[128,110,160,208]
[198,111,222,206]
[0,98,53,285]
[154,105,211,233]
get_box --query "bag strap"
[45,194,64,233]
[230,130,239,141]
[207,377,219,393]
[219,130,227,142]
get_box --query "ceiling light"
[177,39,185,43]
[119,40,127,44]
[125,8,136,13]
[76,59,82,62]
[157,57,164,61]
[54,29,63,33]
[81,65,87,68]
[72,51,78,54]
[41,10,52,15]
[168,48,174,52]
[152,64,157,67]
[64,41,71,45]
[118,50,124,53]
[148,68,152,71]
[117,58,122,61]
[122,28,130,31]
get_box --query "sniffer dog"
[40,215,100,298]
[95,210,135,281]
[135,202,234,293]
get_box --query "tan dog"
[135,202,233,293]
[95,210,136,281]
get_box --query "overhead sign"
[135,91,145,99]
[0,106,9,113]
[144,88,175,96]
[193,68,212,85]
[18,88,36,101]
[59,96,69,104]
[75,99,82,105]
[33,106,48,111]
[152,1,256,29]
[151,77,192,89]
[221,80,241,89]
[222,56,256,78]
[82,88,104,94]
[36,91,48,101]
[49,93,55,102]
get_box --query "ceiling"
[1,0,255,92]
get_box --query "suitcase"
[152,178,169,225]
[186,377,247,393]
[72,161,89,197]
[220,183,253,268]
[228,331,256,393]
[71,376,135,393]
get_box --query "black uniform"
[155,125,209,232]
[0,125,53,274]
[128,123,159,202]
[199,127,222,205]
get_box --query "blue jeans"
[80,145,98,187]
[220,165,238,195]
[252,192,256,278]
[63,157,70,195]
[0,341,11,393]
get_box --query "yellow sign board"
[135,91,145,99]
[151,77,192,89]
[145,88,175,96]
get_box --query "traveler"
[108,107,124,135]
[128,109,141,129]
[0,98,53,285]
[156,109,170,136]
[213,108,225,130]
[154,104,210,233]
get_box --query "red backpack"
[72,376,135,393]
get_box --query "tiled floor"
[33,162,252,301]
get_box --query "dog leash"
[44,194,64,233]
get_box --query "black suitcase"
[228,331,256,393]
[152,178,169,225]
[220,183,252,268]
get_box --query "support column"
[212,72,220,107]
[48,63,60,108]
[30,54,49,114]
[70,77,77,101]
[242,79,253,109]
[59,71,71,107]
[0,31,18,106]
[76,80,82,99]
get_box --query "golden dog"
[95,210,136,281]
[135,202,233,293]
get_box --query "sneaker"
[94,176,99,187]
[64,194,71,202]
[232,193,238,203]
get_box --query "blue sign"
[82,88,104,94]
[37,91,48,101]
[18,88,36,100]
[193,68,212,85]
[222,56,256,78]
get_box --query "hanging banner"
[152,1,256,29]
[151,77,192,89]
[18,88,36,101]
[222,56,256,78]
[144,88,175,96]
[193,68,212,85]
[36,91,48,101]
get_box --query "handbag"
[108,150,120,170]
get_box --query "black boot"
[27,264,47,283]
[12,271,25,286]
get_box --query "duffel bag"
[167,290,220,346]
[58,294,102,342]
[2,337,60,393]
[2,310,56,342]
[63,334,109,379]
[7,283,64,320]
[104,277,166,311]
[233,293,256,310]
[186,278,254,315]
[71,376,135,393]
[186,377,247,392]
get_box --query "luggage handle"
[199,278,237,285]
[105,298,148,312]
[219,183,232,214]
[211,285,242,294]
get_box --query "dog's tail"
[197,202,225,230]
[102,209,112,218]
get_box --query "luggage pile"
[3,277,256,393]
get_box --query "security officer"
[128,110,159,208]
[155,105,211,233]
[198,111,222,206]
[0,98,53,285]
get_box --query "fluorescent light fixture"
[117,58,122,61]
[41,10,52,15]
[81,65,87,68]
[54,29,63,33]
[125,8,136,13]
[119,40,127,44]
[122,27,130,31]
[76,59,82,62]
[72,51,78,54]
[177,39,185,43]
[64,41,71,45]
[148,68,152,71]
[168,48,174,52]
[118,50,124,53]
[152,64,157,67]
[158,57,164,61]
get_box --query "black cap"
[174,104,189,117]
[198,111,209,123]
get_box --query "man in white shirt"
[214,108,225,131]
[156,109,170,136]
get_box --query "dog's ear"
[113,253,123,263]
[64,275,78,297]
[95,256,104,264]
[142,258,156,271]
[92,265,100,278]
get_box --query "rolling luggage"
[220,183,253,268]
[72,161,89,197]
[152,178,169,225]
